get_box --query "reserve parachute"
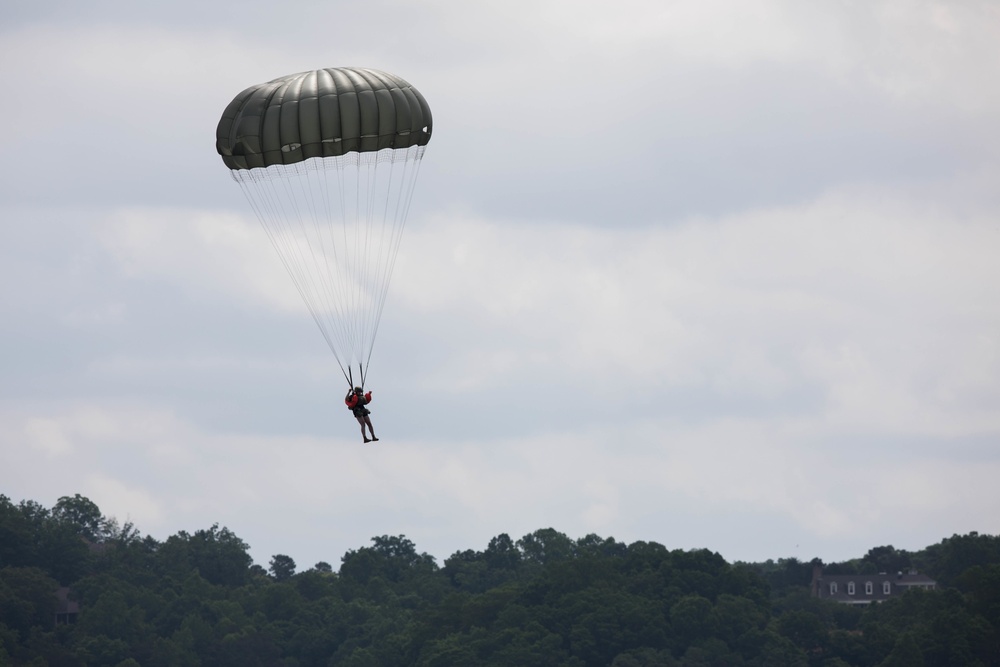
[216,67,432,387]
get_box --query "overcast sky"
[2,0,999,572]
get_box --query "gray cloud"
[2,0,999,567]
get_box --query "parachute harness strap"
[232,145,425,385]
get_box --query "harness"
[346,392,369,418]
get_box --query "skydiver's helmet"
[354,387,363,394]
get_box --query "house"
[811,567,937,605]
[54,587,79,625]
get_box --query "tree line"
[1,493,999,666]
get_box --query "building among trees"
[811,567,937,604]
[53,587,79,626]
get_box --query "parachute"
[216,67,432,388]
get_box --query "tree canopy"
[0,493,998,666]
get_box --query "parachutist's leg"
[357,417,370,443]
[364,416,378,441]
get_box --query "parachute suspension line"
[365,151,402,364]
[302,158,354,360]
[233,167,349,382]
[261,166,345,365]
[340,155,363,362]
[365,152,387,363]
[230,145,425,387]
[359,155,396,378]
[309,161,358,377]
[260,172,350,388]
[278,163,349,352]
[319,157,358,365]
[359,150,392,381]
[302,157,368,380]
[354,157,370,359]
[355,156,375,370]
[364,148,426,374]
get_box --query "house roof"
[895,572,937,586]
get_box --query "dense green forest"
[1,494,998,666]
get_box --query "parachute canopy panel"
[216,67,433,170]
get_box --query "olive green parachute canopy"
[215,67,433,388]
[216,67,432,170]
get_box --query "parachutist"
[346,387,378,443]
